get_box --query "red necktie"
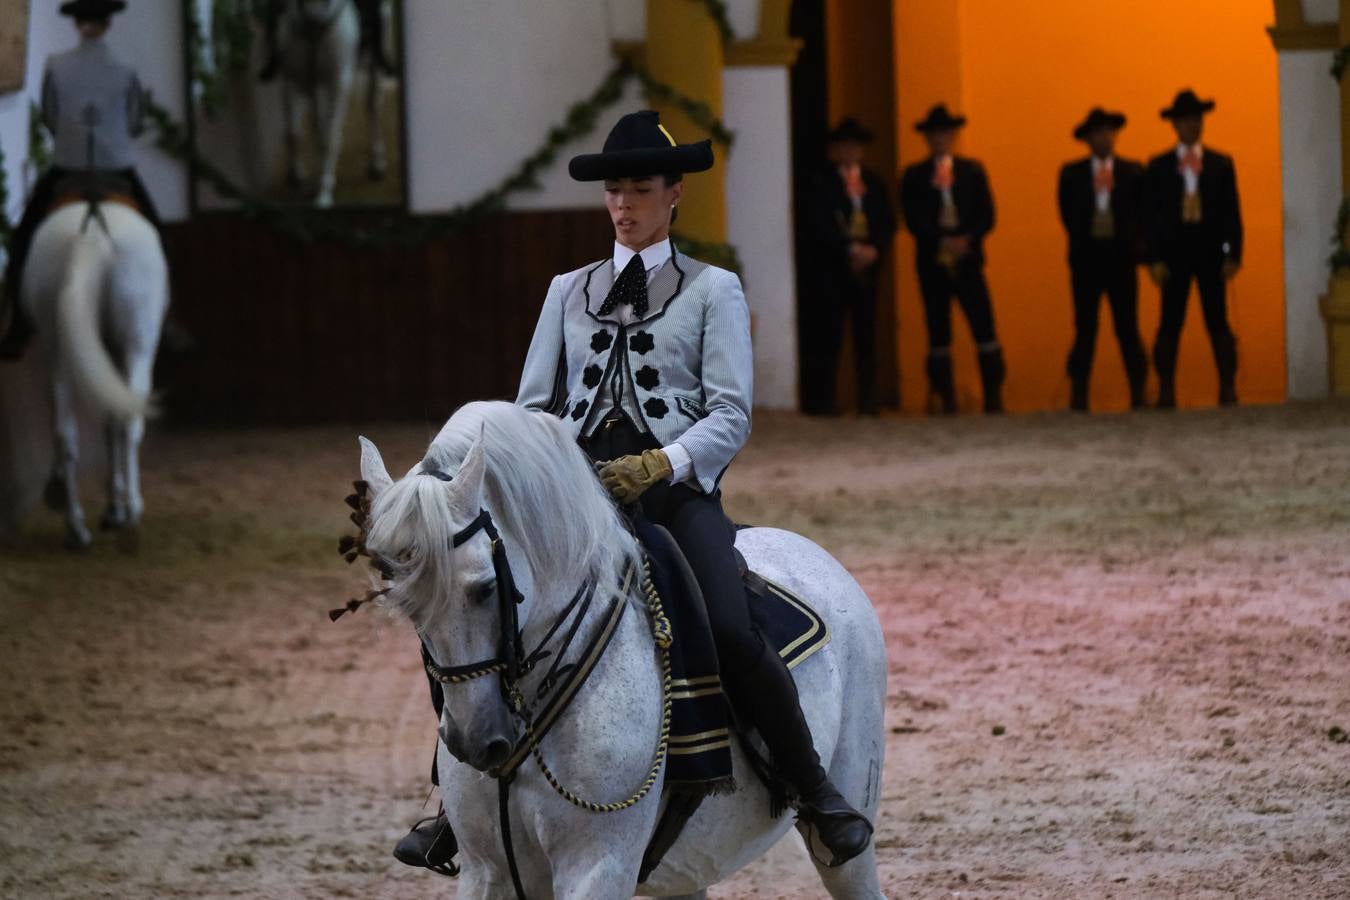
[842,165,865,201]
[1093,164,1113,193]
[932,157,953,190]
[1178,148,1202,176]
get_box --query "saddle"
[45,172,146,221]
[631,520,830,883]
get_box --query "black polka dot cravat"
[598,252,649,318]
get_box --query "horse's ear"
[447,428,488,521]
[358,435,393,498]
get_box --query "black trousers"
[1154,234,1236,384]
[582,416,764,674]
[806,267,879,413]
[916,256,998,349]
[3,166,162,304]
[1067,246,1146,384]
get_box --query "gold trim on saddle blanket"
[766,577,832,668]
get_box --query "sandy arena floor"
[1,402,1348,899]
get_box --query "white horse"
[275,0,390,207]
[357,401,888,899]
[21,202,167,549]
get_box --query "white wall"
[1277,50,1341,399]
[725,65,796,409]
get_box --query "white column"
[1277,50,1341,398]
[723,65,797,409]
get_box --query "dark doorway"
[790,0,831,413]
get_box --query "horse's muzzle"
[440,723,516,774]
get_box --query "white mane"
[365,401,642,624]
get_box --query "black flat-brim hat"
[60,0,125,17]
[828,117,875,143]
[914,103,966,133]
[1073,107,1127,141]
[1161,89,1215,119]
[569,110,714,182]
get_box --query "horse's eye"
[474,582,497,605]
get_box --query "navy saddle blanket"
[633,519,830,794]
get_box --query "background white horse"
[358,401,888,899]
[275,0,390,207]
[21,202,167,549]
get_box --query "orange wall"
[892,0,1284,412]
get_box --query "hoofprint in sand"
[1,402,1347,898]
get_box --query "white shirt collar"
[613,238,672,274]
[1176,142,1203,159]
[1091,155,1114,172]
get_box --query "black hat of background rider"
[568,110,715,182]
[60,0,126,18]
[827,117,876,144]
[913,103,967,133]
[1072,107,1127,141]
[1160,89,1216,120]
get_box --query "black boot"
[1213,335,1238,406]
[977,344,1005,414]
[0,287,33,361]
[925,351,957,415]
[726,643,873,866]
[1069,377,1089,413]
[1157,377,1176,410]
[393,808,459,876]
[1126,364,1147,410]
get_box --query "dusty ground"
[1,402,1348,899]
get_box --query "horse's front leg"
[552,857,646,900]
[365,59,386,181]
[314,65,353,208]
[47,367,91,550]
[281,81,305,190]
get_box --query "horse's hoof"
[44,476,68,511]
[65,525,93,552]
[115,525,141,556]
[100,508,129,531]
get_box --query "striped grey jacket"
[517,247,752,494]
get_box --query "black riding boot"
[725,641,873,866]
[978,345,1006,414]
[925,352,957,415]
[1213,334,1238,406]
[394,807,459,877]
[0,291,33,361]
[1069,377,1089,413]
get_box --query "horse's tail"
[55,213,151,422]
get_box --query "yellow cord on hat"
[657,124,677,146]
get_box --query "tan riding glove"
[599,449,673,504]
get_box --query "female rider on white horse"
[394,110,873,873]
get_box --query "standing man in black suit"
[1057,107,1148,411]
[900,104,1003,414]
[802,118,897,415]
[1144,89,1243,407]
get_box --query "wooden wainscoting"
[159,209,612,424]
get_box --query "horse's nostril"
[483,737,512,767]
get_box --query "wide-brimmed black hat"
[1073,107,1127,141]
[60,0,125,17]
[914,104,967,133]
[827,117,875,144]
[1160,89,1215,120]
[568,110,714,182]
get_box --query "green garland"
[1332,196,1350,272]
[150,56,741,267]
[28,101,52,174]
[1333,44,1350,81]
[692,0,736,47]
